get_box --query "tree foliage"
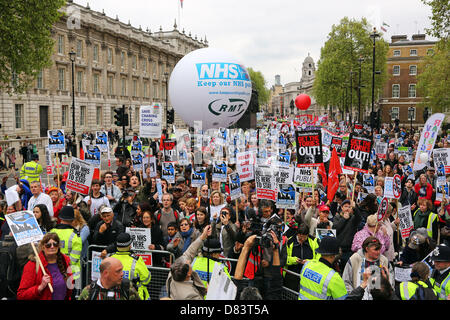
[312,17,389,117]
[247,67,270,107]
[0,0,65,94]
[417,0,449,113]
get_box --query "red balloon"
[295,94,311,110]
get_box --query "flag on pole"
[180,0,184,9]
[327,147,343,203]
[381,21,390,32]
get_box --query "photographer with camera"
[211,207,239,258]
[113,188,138,228]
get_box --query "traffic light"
[114,108,124,126]
[423,107,429,122]
[370,111,377,129]
[167,109,174,124]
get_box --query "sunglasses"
[45,242,59,248]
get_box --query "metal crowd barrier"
[81,245,301,300]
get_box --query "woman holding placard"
[17,233,72,300]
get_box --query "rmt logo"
[208,98,247,117]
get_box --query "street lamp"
[370,27,381,129]
[69,49,77,157]
[408,107,414,131]
[129,106,132,132]
[357,56,365,123]
[163,71,169,130]
[349,70,353,125]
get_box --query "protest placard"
[398,204,414,239]
[330,136,343,156]
[66,157,95,195]
[229,172,241,200]
[433,148,450,176]
[162,162,175,184]
[375,142,388,160]
[83,144,101,168]
[274,166,294,185]
[413,113,445,171]
[5,211,44,246]
[236,151,255,182]
[191,167,206,187]
[295,130,323,167]
[205,263,237,300]
[139,104,162,138]
[45,146,53,175]
[277,150,291,168]
[95,131,108,152]
[344,134,372,173]
[384,177,395,199]
[47,129,65,153]
[363,174,375,194]
[293,166,318,192]
[255,165,276,201]
[143,156,157,179]
[315,228,337,241]
[163,139,177,162]
[131,152,144,171]
[212,160,228,182]
[276,184,297,209]
[436,176,449,201]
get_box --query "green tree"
[312,17,389,119]
[0,0,65,94]
[417,0,449,113]
[247,67,270,108]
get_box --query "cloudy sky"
[81,0,435,87]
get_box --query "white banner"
[236,151,256,182]
[139,104,162,138]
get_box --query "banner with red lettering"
[295,130,323,167]
[343,134,372,173]
[236,151,256,182]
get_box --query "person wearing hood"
[83,179,110,216]
[351,214,391,255]
[342,236,394,300]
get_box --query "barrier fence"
[82,245,300,300]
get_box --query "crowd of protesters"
[0,118,449,301]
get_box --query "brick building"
[379,34,436,128]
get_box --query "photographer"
[113,188,138,228]
[233,233,283,300]
[211,207,239,258]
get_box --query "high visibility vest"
[426,213,438,238]
[284,236,320,277]
[111,251,151,300]
[191,256,231,288]
[399,280,430,300]
[20,161,43,182]
[49,227,82,283]
[430,271,450,300]
[298,260,348,300]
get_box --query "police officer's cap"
[202,238,222,253]
[31,154,39,160]
[116,232,132,248]
[431,244,450,262]
[59,206,75,221]
[315,236,340,256]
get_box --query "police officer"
[49,206,82,296]
[397,261,437,300]
[191,238,231,288]
[298,236,348,300]
[429,244,450,300]
[19,153,43,183]
[110,232,151,300]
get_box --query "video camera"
[246,211,284,248]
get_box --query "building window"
[162,84,166,99]
[133,79,137,96]
[135,106,139,124]
[132,55,137,70]
[427,48,434,55]
[15,104,23,129]
[107,76,114,95]
[96,106,102,126]
[409,65,417,75]
[153,62,157,77]
[80,106,86,126]
[121,51,125,67]
[153,82,158,98]
[408,107,416,120]
[93,44,99,62]
[408,84,416,98]
[121,78,127,96]
[76,40,83,58]
[391,107,399,120]
[410,49,417,56]
[111,106,115,125]
[392,84,400,98]
[93,74,99,94]
[62,105,68,127]
[393,50,401,56]
[58,35,64,54]
[77,71,83,92]
[107,48,113,65]
[143,59,147,72]
[37,70,43,89]
[393,65,400,76]
[58,68,65,90]
[143,81,148,98]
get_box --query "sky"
[79,0,435,88]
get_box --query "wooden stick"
[284,208,288,224]
[351,171,357,203]
[55,156,61,190]
[31,242,53,293]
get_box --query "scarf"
[181,227,194,252]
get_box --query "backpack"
[0,239,20,298]
[156,209,179,224]
[410,281,438,300]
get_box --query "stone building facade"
[0,1,207,142]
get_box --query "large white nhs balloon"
[168,48,252,130]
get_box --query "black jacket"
[92,219,125,247]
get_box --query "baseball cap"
[100,206,113,214]
[318,205,330,212]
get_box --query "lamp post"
[357,56,364,123]
[163,71,169,131]
[69,49,77,157]
[349,70,353,125]
[370,28,380,129]
[408,107,414,131]
[290,99,294,117]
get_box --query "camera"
[247,211,283,248]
